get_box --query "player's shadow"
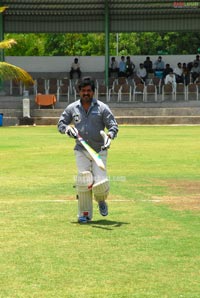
[89,219,130,230]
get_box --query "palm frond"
[0,39,17,49]
[0,62,34,85]
[0,7,8,13]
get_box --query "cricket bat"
[77,133,106,171]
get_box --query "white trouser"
[74,149,108,183]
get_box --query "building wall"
[5,55,197,74]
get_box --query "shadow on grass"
[91,219,130,230]
[72,219,130,230]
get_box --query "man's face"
[79,85,94,103]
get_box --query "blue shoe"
[98,201,108,216]
[78,216,88,224]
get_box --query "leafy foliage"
[4,32,200,56]
[0,38,33,84]
[4,33,45,56]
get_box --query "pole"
[104,0,109,88]
[0,5,5,91]
[116,33,119,56]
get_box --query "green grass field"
[0,125,200,298]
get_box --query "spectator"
[187,61,193,72]
[153,56,165,79]
[153,56,165,71]
[190,62,200,83]
[70,58,82,80]
[193,54,200,67]
[165,71,176,92]
[118,56,126,77]
[143,56,153,75]
[125,56,135,77]
[173,62,184,83]
[136,63,147,83]
[162,63,174,80]
[182,62,190,85]
[109,57,119,77]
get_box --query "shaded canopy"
[2,0,200,33]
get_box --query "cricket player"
[58,77,118,223]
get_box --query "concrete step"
[2,115,199,126]
[1,98,200,126]
[111,107,200,116]
[116,115,200,125]
[2,106,200,118]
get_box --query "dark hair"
[78,77,95,92]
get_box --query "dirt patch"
[153,180,200,211]
[152,195,200,211]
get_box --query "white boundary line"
[0,199,133,203]
[32,199,136,202]
[0,199,161,203]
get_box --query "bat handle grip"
[100,130,107,140]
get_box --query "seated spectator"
[190,62,200,83]
[174,62,184,83]
[162,63,174,80]
[136,63,147,83]
[182,62,190,85]
[165,71,176,92]
[109,57,119,77]
[118,56,126,77]
[70,58,81,79]
[143,56,153,75]
[125,56,135,77]
[187,61,193,72]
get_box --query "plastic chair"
[162,84,176,101]
[145,84,157,102]
[133,83,146,102]
[118,83,132,102]
[186,83,198,101]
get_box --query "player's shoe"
[78,216,88,223]
[98,201,108,216]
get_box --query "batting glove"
[100,131,111,150]
[65,126,78,139]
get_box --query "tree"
[0,39,33,85]
[4,32,200,56]
[0,7,33,85]
[4,33,45,56]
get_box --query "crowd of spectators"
[162,56,200,86]
[107,54,200,86]
[69,55,200,87]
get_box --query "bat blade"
[77,134,106,171]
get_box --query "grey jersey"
[58,98,118,152]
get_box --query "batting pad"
[76,171,93,220]
[92,178,110,202]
